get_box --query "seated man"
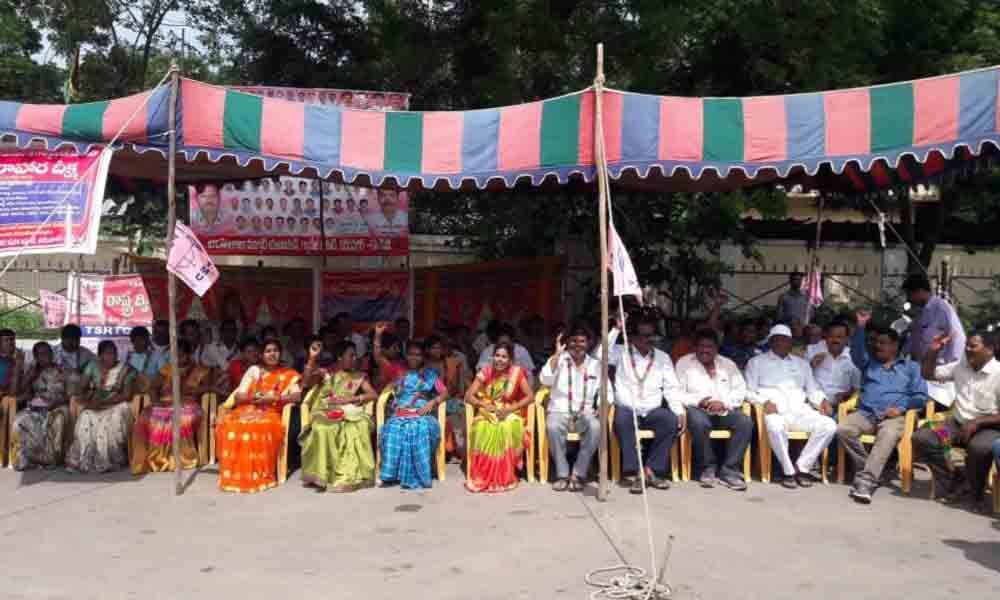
[915,330,1000,511]
[608,315,685,494]
[808,321,861,416]
[539,323,605,492]
[746,324,835,489]
[720,319,763,371]
[837,312,927,503]
[675,329,752,491]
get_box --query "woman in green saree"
[299,339,378,492]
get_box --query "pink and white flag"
[168,221,219,297]
[806,268,824,307]
[609,221,643,302]
[39,289,68,329]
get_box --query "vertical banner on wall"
[65,273,153,353]
[39,289,68,329]
[0,149,111,256]
[319,271,410,328]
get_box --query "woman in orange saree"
[217,338,301,493]
[464,342,535,493]
[131,340,212,474]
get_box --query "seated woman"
[464,342,534,493]
[216,338,301,493]
[13,342,68,470]
[299,340,378,492]
[227,338,259,392]
[66,340,137,473]
[423,334,468,462]
[378,340,448,489]
[130,340,211,474]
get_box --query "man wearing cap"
[901,274,965,406]
[746,324,836,488]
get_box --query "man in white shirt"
[330,312,369,360]
[916,331,1000,509]
[476,323,536,382]
[205,319,241,370]
[675,328,751,491]
[539,324,606,492]
[608,315,684,494]
[746,324,836,489]
[807,321,861,411]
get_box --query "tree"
[0,0,63,102]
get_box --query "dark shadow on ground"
[16,468,138,487]
[942,539,1000,573]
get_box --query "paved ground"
[1,464,998,600]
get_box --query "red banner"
[134,258,314,332]
[0,150,110,256]
[320,271,410,327]
[62,274,153,338]
[189,176,409,257]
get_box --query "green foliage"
[0,309,53,338]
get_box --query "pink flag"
[168,221,219,297]
[39,289,67,329]
[609,221,642,301]
[806,268,824,307]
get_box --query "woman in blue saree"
[378,340,448,489]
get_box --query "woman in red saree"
[216,338,301,493]
[464,342,534,493]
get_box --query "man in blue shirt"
[836,310,928,503]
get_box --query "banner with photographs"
[320,271,410,328]
[230,86,410,111]
[188,176,410,256]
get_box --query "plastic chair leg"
[680,432,691,482]
[525,405,535,483]
[537,411,549,484]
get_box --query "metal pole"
[165,64,184,496]
[594,43,610,502]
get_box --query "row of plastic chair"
[2,388,997,512]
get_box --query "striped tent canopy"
[2,68,1000,191]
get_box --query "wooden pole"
[803,193,824,326]
[594,43,610,502]
[165,64,183,496]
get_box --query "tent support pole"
[594,43,610,503]
[166,64,184,496]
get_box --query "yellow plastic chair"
[754,404,829,484]
[836,394,931,493]
[2,394,14,467]
[463,390,536,485]
[992,465,1000,515]
[216,391,296,485]
[135,392,212,467]
[536,386,610,483]
[375,385,447,482]
[679,403,753,483]
[608,404,680,483]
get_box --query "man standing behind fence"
[901,274,965,406]
[776,272,808,325]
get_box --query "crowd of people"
[1,274,998,511]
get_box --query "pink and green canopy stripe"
[0,86,171,149]
[4,68,1000,191]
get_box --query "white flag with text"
[609,222,642,301]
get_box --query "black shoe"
[719,470,747,491]
[629,477,644,495]
[794,473,813,488]
[779,475,798,490]
[849,479,874,504]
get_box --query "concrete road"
[1,465,998,600]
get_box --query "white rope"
[0,68,173,281]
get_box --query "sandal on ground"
[629,477,644,494]
[552,478,570,492]
[568,479,584,492]
[647,476,671,490]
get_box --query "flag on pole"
[806,267,824,307]
[167,221,219,297]
[609,220,642,301]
